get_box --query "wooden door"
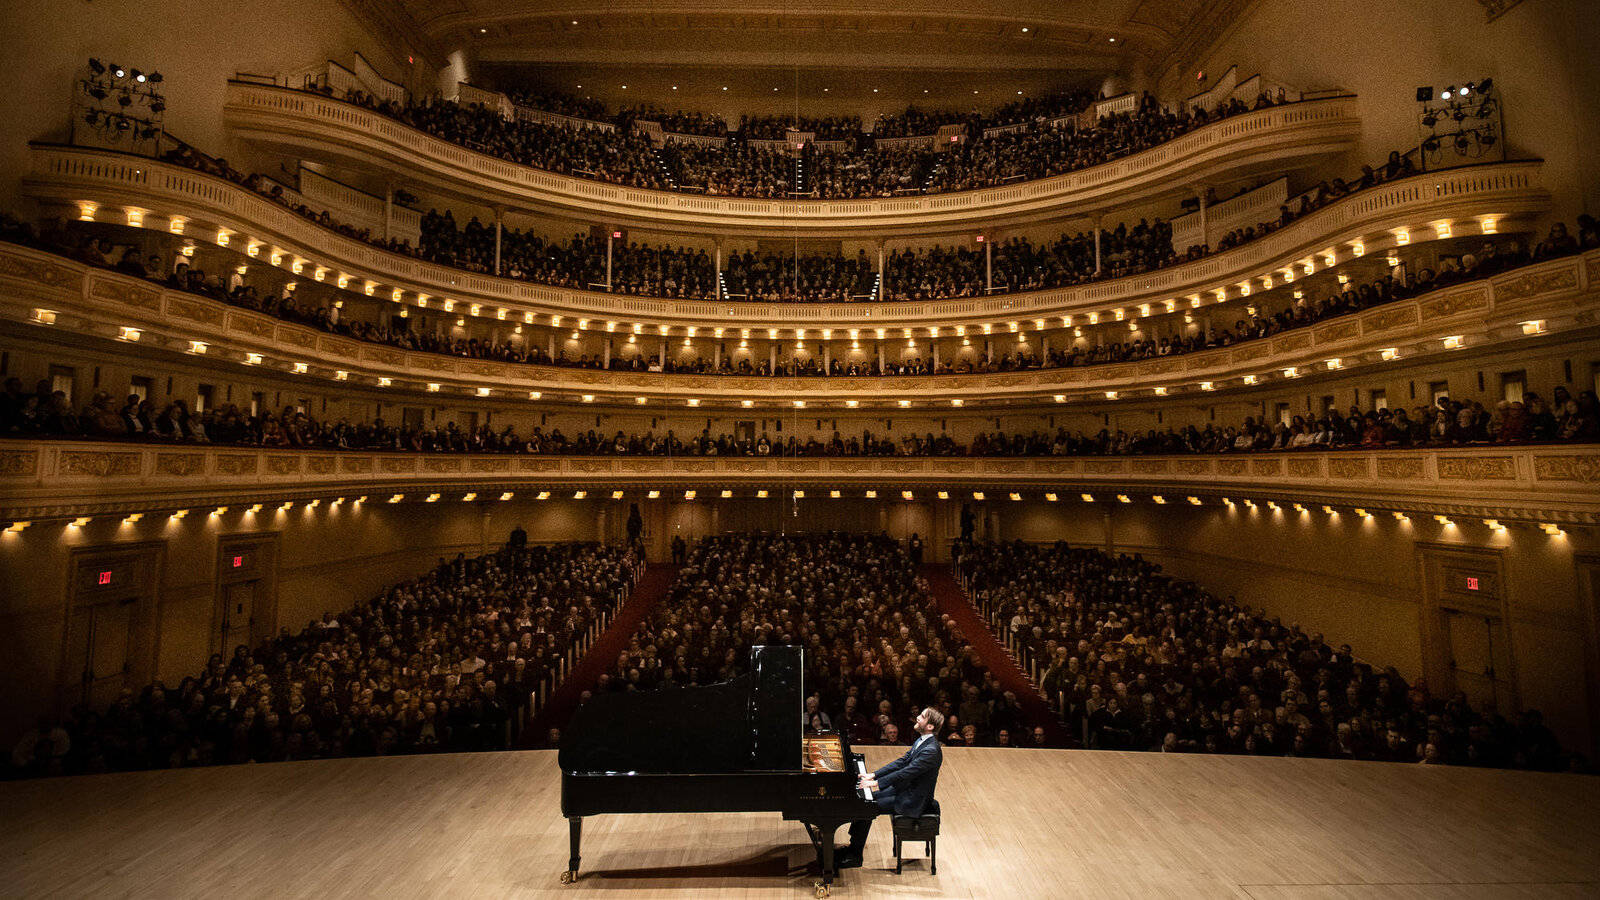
[64,600,135,707]
[221,581,257,653]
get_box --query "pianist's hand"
[858,775,879,792]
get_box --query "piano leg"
[801,819,848,898]
[561,817,582,884]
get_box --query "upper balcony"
[22,144,1551,335]
[221,82,1363,237]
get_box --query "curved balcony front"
[5,241,1594,406]
[23,145,1551,336]
[221,82,1362,237]
[2,440,1595,527]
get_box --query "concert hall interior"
[1,0,1599,895]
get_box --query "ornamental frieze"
[1314,319,1361,343]
[154,452,205,476]
[570,459,611,473]
[1271,332,1313,354]
[362,347,404,366]
[1286,457,1322,478]
[91,278,161,311]
[276,326,316,348]
[340,457,373,473]
[1532,454,1600,484]
[0,449,39,477]
[213,454,258,476]
[380,457,415,473]
[1361,306,1419,334]
[1587,254,1600,288]
[1173,458,1210,475]
[1082,459,1126,474]
[987,460,1027,473]
[421,458,463,472]
[1376,456,1426,480]
[410,354,453,372]
[59,450,141,477]
[227,312,275,338]
[1141,359,1183,375]
[1216,457,1249,476]
[460,362,507,378]
[265,456,301,475]
[1327,457,1370,479]
[1230,343,1270,363]
[1419,287,1491,320]
[165,296,224,326]
[469,458,511,472]
[320,337,362,358]
[1437,455,1516,480]
[0,249,82,290]
[306,456,335,474]
[1251,458,1284,476]
[517,458,563,472]
[1494,266,1580,303]
[1130,459,1169,474]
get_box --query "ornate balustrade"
[221,83,1362,237]
[23,144,1549,335]
[2,440,1596,526]
[3,241,1594,405]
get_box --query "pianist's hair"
[922,707,946,733]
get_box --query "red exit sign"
[1465,576,1480,591]
[97,571,112,586]
[232,555,244,568]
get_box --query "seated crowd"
[957,541,1579,770]
[310,83,1295,200]
[7,544,641,777]
[584,533,1043,748]
[6,365,1596,453]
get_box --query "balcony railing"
[23,144,1549,333]
[222,82,1362,235]
[1,440,1595,526]
[3,241,1593,405]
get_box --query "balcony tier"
[4,242,1593,406]
[1,441,1595,527]
[221,83,1362,237]
[23,145,1550,334]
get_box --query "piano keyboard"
[856,758,873,801]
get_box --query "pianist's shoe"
[834,849,864,869]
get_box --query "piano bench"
[890,799,940,876]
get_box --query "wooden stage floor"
[2,746,1597,898]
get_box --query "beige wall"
[0,0,415,208]
[1166,0,1600,220]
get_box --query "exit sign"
[1465,576,1480,591]
[232,555,244,568]
[97,571,112,586]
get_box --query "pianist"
[838,706,945,869]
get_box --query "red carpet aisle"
[523,563,679,746]
[920,564,1073,746]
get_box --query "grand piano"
[559,645,879,895]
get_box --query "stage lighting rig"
[73,57,167,155]
[1413,79,1503,171]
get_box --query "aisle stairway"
[920,564,1073,747]
[522,563,678,747]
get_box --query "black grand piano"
[559,645,879,895]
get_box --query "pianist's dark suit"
[847,733,941,850]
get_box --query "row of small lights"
[77,203,1500,347]
[6,491,1567,538]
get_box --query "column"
[603,338,611,369]
[547,332,556,359]
[714,239,723,302]
[877,342,885,374]
[659,337,667,368]
[822,343,831,374]
[932,342,939,371]
[383,185,394,241]
[985,238,993,293]
[606,229,614,290]
[1093,217,1103,274]
[984,338,992,365]
[714,342,722,369]
[1198,189,1209,250]
[493,208,504,276]
[769,343,777,375]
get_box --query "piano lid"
[559,645,804,774]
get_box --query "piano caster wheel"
[560,871,577,885]
[813,882,830,898]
